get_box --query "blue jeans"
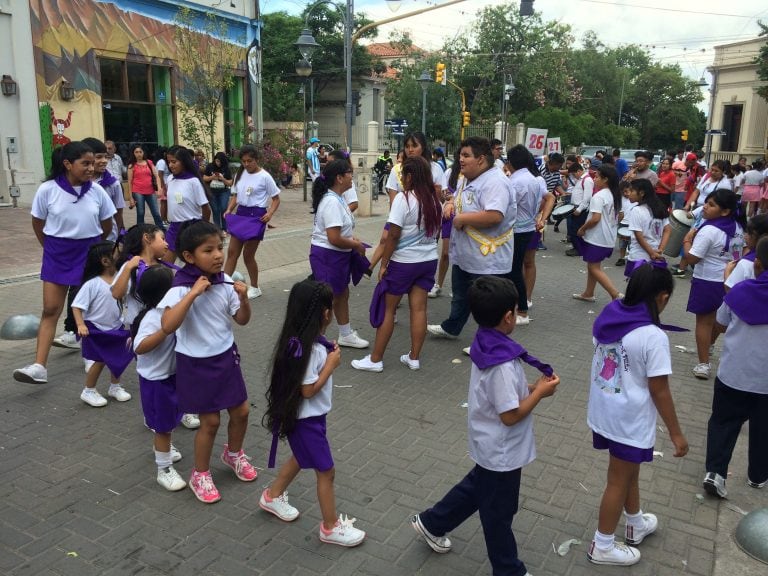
[210,190,230,231]
[440,265,508,336]
[420,465,527,576]
[133,193,165,228]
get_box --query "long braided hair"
[264,279,334,437]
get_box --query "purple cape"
[593,300,688,344]
[723,270,768,325]
[469,327,553,376]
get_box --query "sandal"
[572,293,596,302]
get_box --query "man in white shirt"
[105,140,126,181]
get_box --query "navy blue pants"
[420,465,527,576]
[508,231,533,313]
[566,210,588,245]
[706,377,768,484]
[440,266,509,336]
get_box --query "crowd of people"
[9,133,767,572]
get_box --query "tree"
[755,21,768,102]
[261,12,308,121]
[174,7,243,157]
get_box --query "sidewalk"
[0,199,765,576]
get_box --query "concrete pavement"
[0,190,765,576]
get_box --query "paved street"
[0,191,765,576]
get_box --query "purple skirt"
[139,374,182,434]
[79,322,134,379]
[226,205,267,242]
[41,235,100,285]
[288,414,333,471]
[576,238,613,263]
[526,231,541,251]
[165,221,185,254]
[310,244,353,296]
[441,215,454,239]
[593,431,653,463]
[175,344,247,413]
[369,259,437,327]
[687,277,725,315]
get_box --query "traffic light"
[520,1,534,16]
[435,62,446,85]
[462,111,471,127]
[681,129,688,141]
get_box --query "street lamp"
[417,70,432,134]
[296,59,315,202]
[500,76,515,145]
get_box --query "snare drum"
[552,204,576,219]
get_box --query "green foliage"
[755,21,768,102]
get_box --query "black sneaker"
[615,258,626,266]
[565,248,579,257]
[670,267,687,277]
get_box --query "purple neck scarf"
[171,264,230,288]
[700,216,737,252]
[135,259,182,287]
[98,171,118,188]
[743,250,756,263]
[55,174,92,202]
[593,300,688,344]
[469,327,553,376]
[723,270,768,325]
[173,172,197,180]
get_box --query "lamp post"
[500,75,515,146]
[417,70,432,134]
[296,58,313,202]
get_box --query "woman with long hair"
[127,144,164,228]
[203,152,234,233]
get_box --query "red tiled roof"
[366,42,424,58]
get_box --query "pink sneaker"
[220,444,258,482]
[188,470,221,504]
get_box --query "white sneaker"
[692,362,711,380]
[108,384,131,402]
[84,358,95,374]
[703,471,727,498]
[624,512,658,545]
[170,444,182,463]
[411,514,451,553]
[180,413,200,429]
[588,541,641,565]
[259,488,299,521]
[338,330,369,349]
[427,324,457,339]
[462,346,471,356]
[13,363,48,384]
[400,354,420,370]
[319,514,365,547]
[247,286,262,299]
[351,355,383,372]
[527,300,533,308]
[157,466,186,491]
[52,331,80,349]
[428,284,441,298]
[515,315,531,325]
[80,387,107,407]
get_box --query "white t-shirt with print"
[468,359,535,472]
[134,308,176,380]
[233,169,280,208]
[588,325,672,449]
[31,180,116,239]
[311,193,355,252]
[689,224,744,282]
[627,204,669,262]
[72,276,124,331]
[695,177,733,207]
[387,191,439,264]
[584,188,617,248]
[158,277,240,357]
[167,177,209,222]
[298,342,333,419]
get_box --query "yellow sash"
[455,181,514,256]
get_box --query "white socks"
[338,323,352,337]
[154,450,172,470]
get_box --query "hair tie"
[319,173,326,182]
[286,336,303,358]
[649,259,668,270]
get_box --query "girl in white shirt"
[683,189,746,380]
[573,165,623,302]
[624,179,671,277]
[72,241,133,407]
[587,264,688,566]
[724,214,768,291]
[261,279,366,547]
[223,145,281,300]
[352,156,442,373]
[163,146,210,263]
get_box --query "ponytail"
[311,159,349,213]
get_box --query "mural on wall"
[51,109,75,147]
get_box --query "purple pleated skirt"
[369,259,437,327]
[687,277,725,315]
[309,244,352,296]
[575,238,613,263]
[441,215,454,239]
[593,431,653,464]
[139,374,182,434]
[175,344,247,413]
[41,235,100,285]
[79,322,134,379]
[165,221,184,254]
[288,414,333,471]
[527,231,541,250]
[226,205,267,242]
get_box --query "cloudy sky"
[265,0,767,84]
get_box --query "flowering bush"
[256,129,304,184]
